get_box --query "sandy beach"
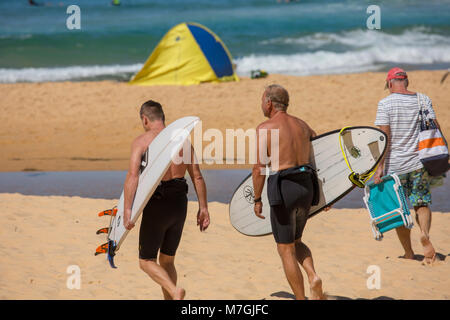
[0,71,449,300]
[0,193,448,300]
[1,71,449,172]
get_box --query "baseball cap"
[385,67,408,89]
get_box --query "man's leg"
[396,171,415,259]
[415,205,435,263]
[277,243,306,300]
[295,239,324,300]
[395,226,415,259]
[410,168,435,263]
[139,258,185,300]
[158,253,178,300]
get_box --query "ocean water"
[0,0,449,82]
[0,170,448,211]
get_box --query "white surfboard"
[96,116,200,267]
[229,126,388,236]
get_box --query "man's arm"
[187,146,210,231]
[374,125,390,184]
[123,138,144,230]
[252,124,267,219]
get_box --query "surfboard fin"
[98,207,117,217]
[96,227,109,235]
[95,242,109,256]
[95,241,118,269]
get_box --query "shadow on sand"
[270,291,396,300]
[397,252,447,262]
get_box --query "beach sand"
[1,71,449,172]
[0,193,448,300]
[0,71,449,300]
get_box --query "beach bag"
[417,93,449,176]
[363,174,413,241]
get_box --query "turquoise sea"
[0,0,449,82]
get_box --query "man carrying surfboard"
[123,100,210,300]
[252,84,325,300]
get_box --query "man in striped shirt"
[373,67,443,264]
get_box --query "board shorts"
[268,169,314,244]
[139,178,188,260]
[398,167,436,207]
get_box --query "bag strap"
[417,93,448,148]
[417,93,429,131]
[417,93,424,121]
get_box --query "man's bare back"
[132,126,190,182]
[259,111,315,172]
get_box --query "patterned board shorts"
[398,167,444,207]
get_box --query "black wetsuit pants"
[268,169,314,244]
[139,178,188,260]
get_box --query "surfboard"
[229,126,388,237]
[95,116,200,268]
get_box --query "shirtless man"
[252,84,324,300]
[123,100,210,300]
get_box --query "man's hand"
[124,209,135,230]
[373,167,384,184]
[197,208,210,232]
[254,201,265,219]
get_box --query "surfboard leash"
[339,127,379,188]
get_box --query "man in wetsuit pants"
[252,85,325,300]
[123,100,210,300]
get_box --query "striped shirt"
[375,92,436,175]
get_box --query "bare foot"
[399,252,415,260]
[173,287,186,300]
[420,235,436,265]
[310,276,326,300]
[175,287,186,300]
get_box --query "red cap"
[385,67,407,89]
[386,67,407,81]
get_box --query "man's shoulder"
[132,132,146,144]
[256,118,275,130]
[378,94,396,105]
[417,92,432,102]
[378,93,417,107]
[257,113,300,128]
[132,132,153,151]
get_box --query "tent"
[130,22,239,86]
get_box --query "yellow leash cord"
[339,127,379,188]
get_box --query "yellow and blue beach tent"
[130,22,239,86]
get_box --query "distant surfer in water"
[28,0,40,5]
[123,100,210,300]
[252,84,325,300]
